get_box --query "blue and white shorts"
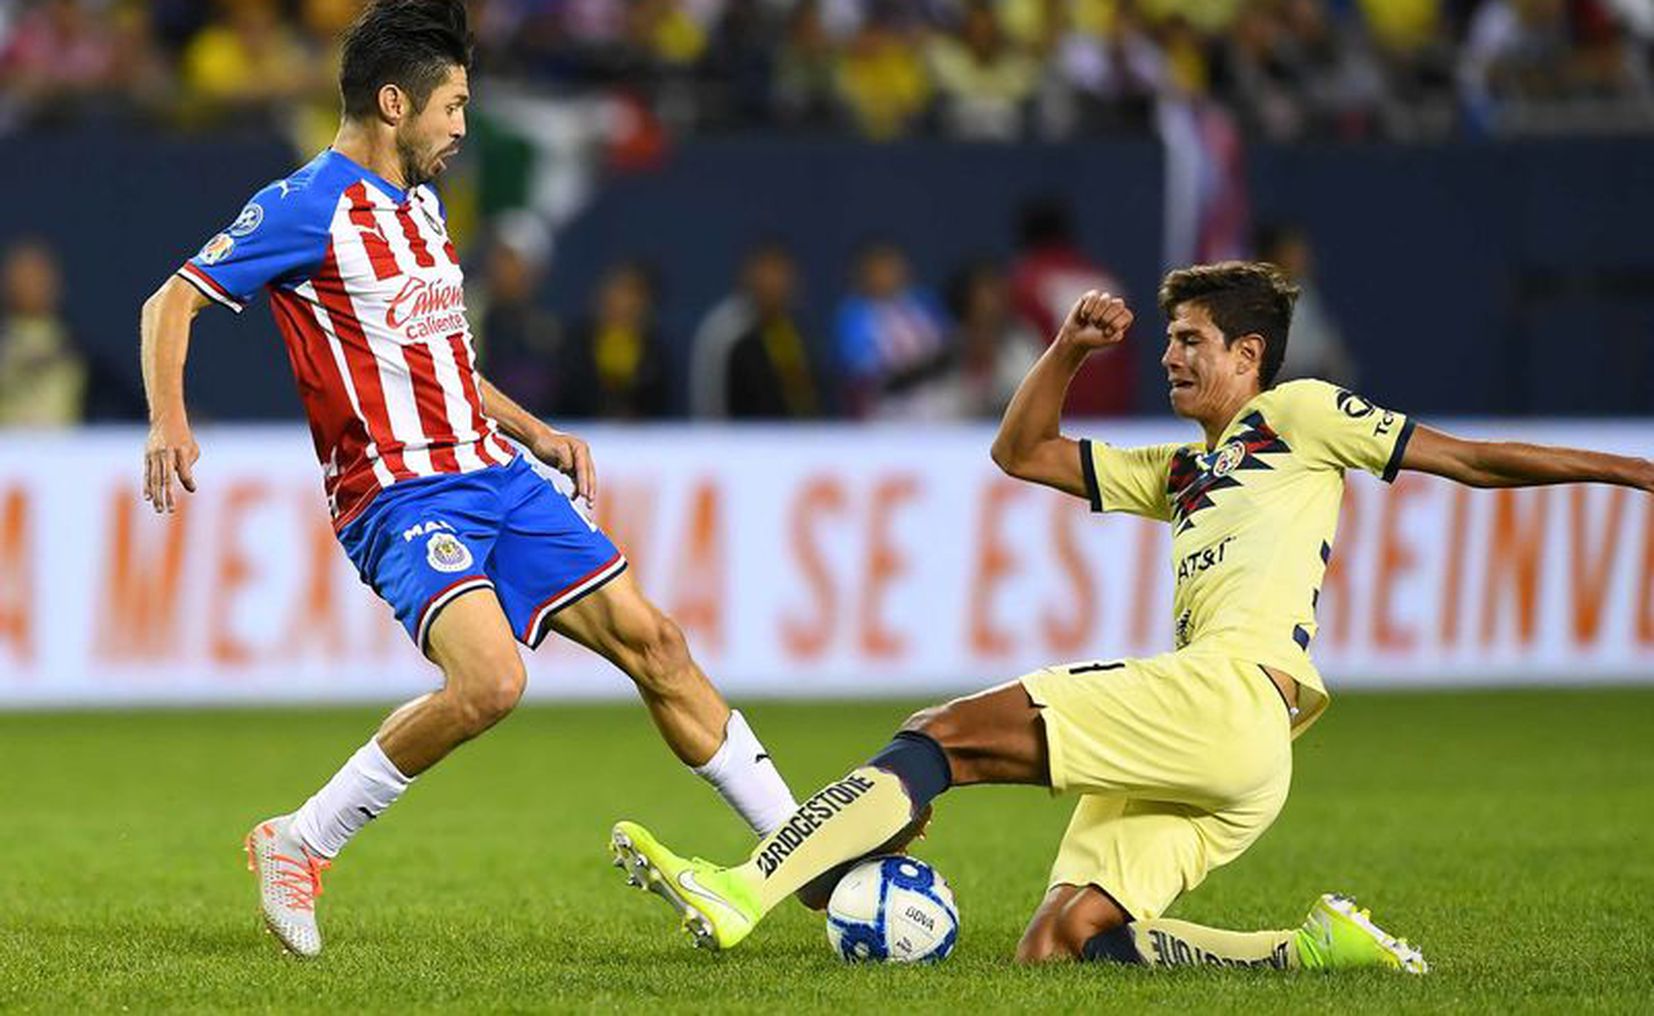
[338,456,626,651]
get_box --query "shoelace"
[269,851,331,912]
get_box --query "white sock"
[693,710,798,836]
[290,738,412,858]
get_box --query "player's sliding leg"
[1017,885,1426,973]
[549,572,797,836]
[248,590,523,956]
[610,682,1045,949]
[1019,885,1295,967]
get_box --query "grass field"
[2,688,1651,1013]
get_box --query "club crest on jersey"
[1167,412,1291,533]
[1210,440,1246,478]
[229,202,264,237]
[425,532,473,573]
[198,233,235,265]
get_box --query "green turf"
[1,688,1651,1013]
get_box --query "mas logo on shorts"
[198,233,235,265]
[229,202,265,237]
[425,532,473,573]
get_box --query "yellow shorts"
[1019,649,1293,921]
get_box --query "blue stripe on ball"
[880,856,935,892]
[828,916,887,962]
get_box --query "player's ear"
[1235,333,1264,375]
[377,83,406,125]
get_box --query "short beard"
[395,130,433,188]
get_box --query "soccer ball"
[824,855,959,963]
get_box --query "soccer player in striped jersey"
[138,0,797,958]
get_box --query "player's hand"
[1056,290,1132,352]
[143,418,199,514]
[529,427,597,504]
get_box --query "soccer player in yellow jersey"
[609,263,1654,971]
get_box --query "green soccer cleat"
[1295,893,1429,974]
[609,821,760,951]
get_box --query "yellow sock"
[1128,918,1300,969]
[729,766,915,914]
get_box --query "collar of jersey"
[325,147,409,205]
[1205,387,1271,452]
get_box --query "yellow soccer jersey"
[1078,378,1415,733]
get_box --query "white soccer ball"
[824,855,959,963]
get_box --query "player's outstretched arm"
[477,376,596,503]
[990,290,1133,498]
[1401,424,1654,493]
[139,276,210,514]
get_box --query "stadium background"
[1,2,1652,1011]
[0,0,1649,703]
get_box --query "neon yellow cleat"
[609,821,759,951]
[1296,893,1429,974]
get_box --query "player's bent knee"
[1016,886,1080,964]
[444,654,527,736]
[900,702,952,740]
[1014,936,1070,964]
[455,673,524,735]
[622,612,693,689]
[1049,914,1100,960]
[1014,913,1075,964]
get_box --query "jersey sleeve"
[1280,379,1416,482]
[1077,439,1180,521]
[176,180,330,313]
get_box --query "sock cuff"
[693,709,757,779]
[1082,925,1145,965]
[867,730,951,811]
[362,737,414,787]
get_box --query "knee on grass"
[1017,906,1129,964]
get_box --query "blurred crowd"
[2,0,1652,141]
[0,0,1633,427]
[0,198,1355,425]
[470,198,1354,423]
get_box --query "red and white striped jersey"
[179,148,516,529]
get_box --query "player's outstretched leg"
[248,590,524,955]
[1021,884,1426,973]
[610,681,1046,950]
[550,573,797,836]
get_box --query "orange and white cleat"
[244,814,331,957]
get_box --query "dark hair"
[340,0,473,121]
[1158,261,1299,389]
